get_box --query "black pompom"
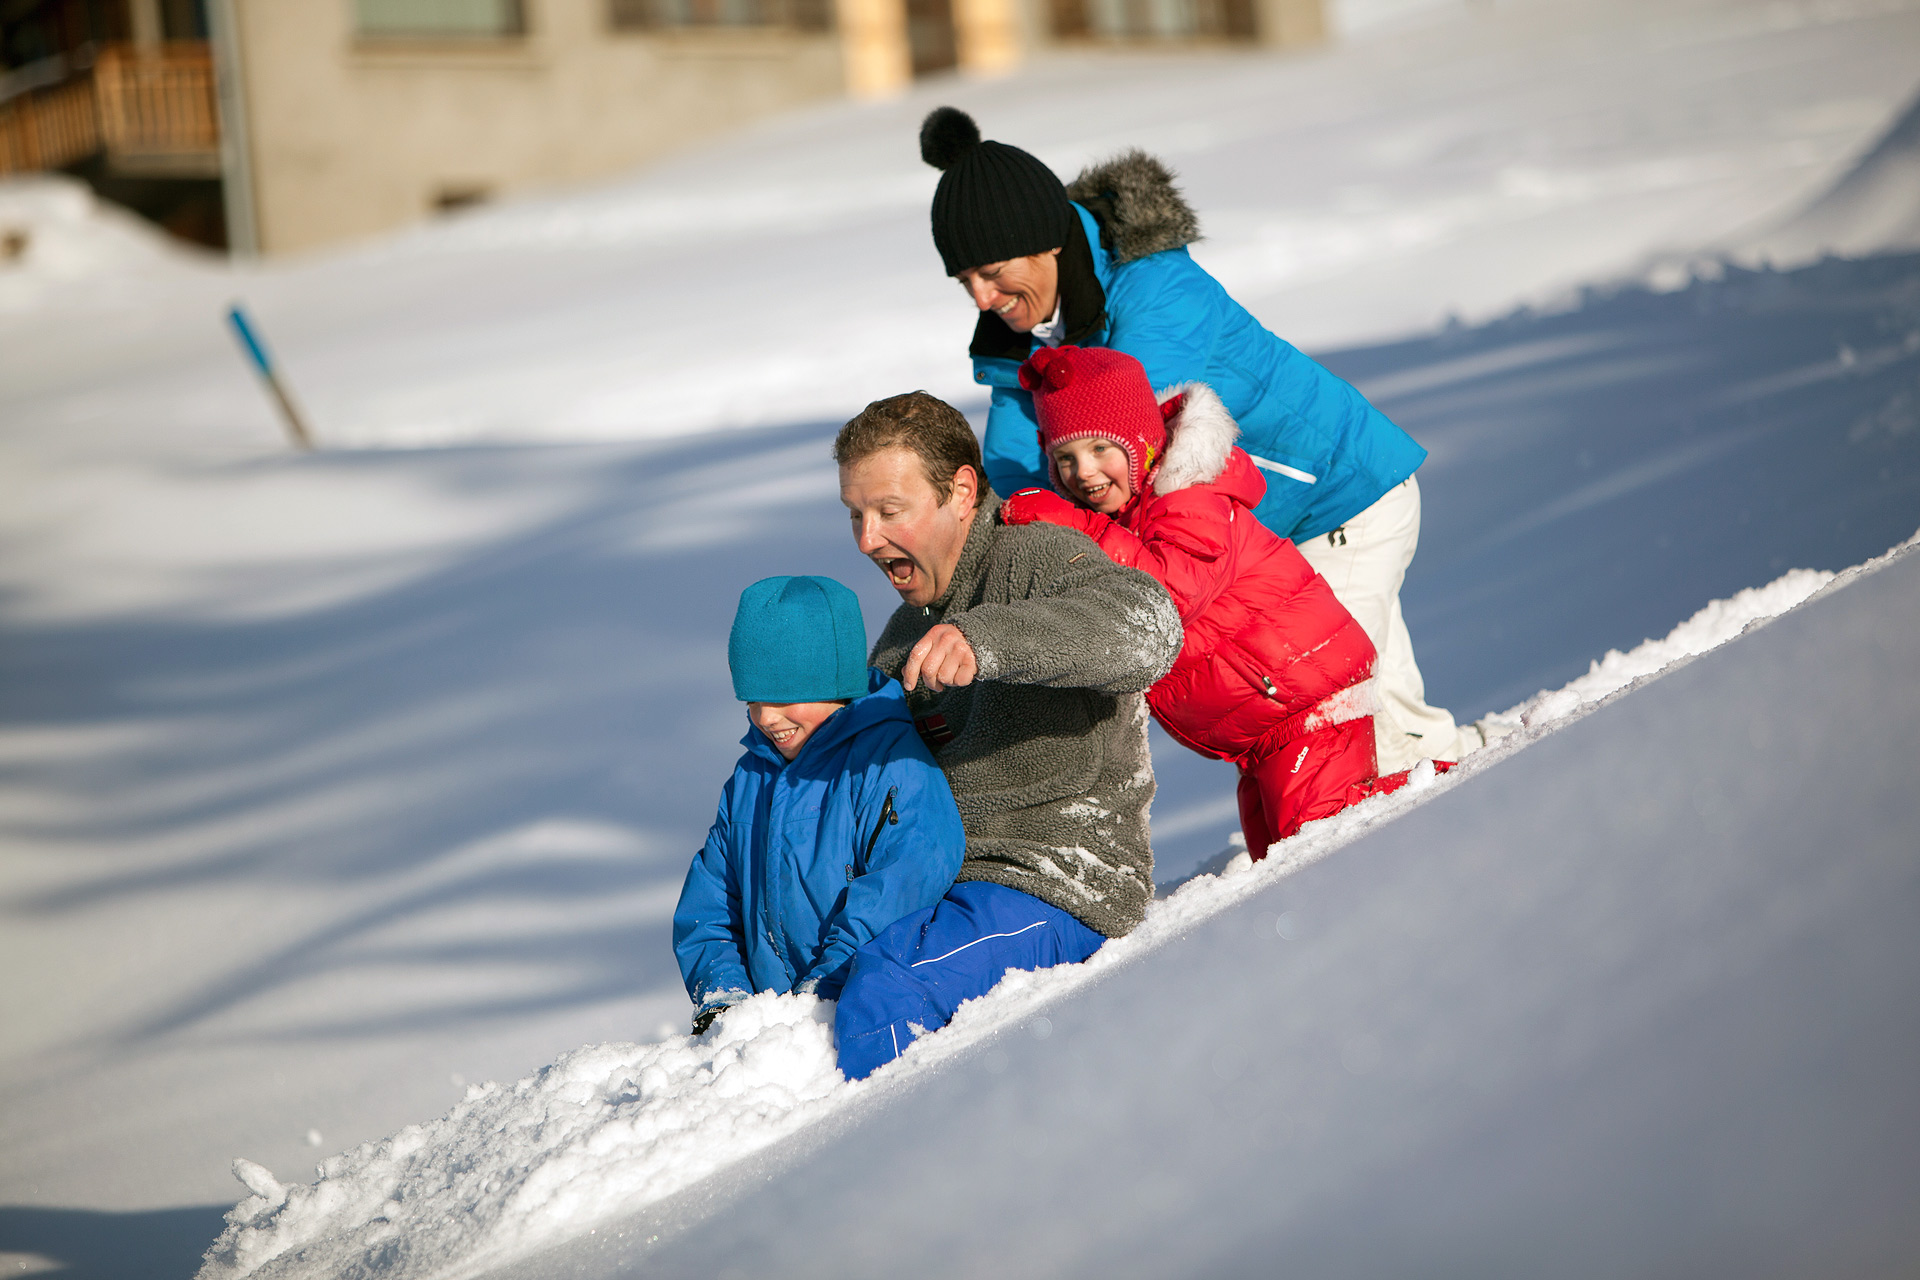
[920,106,981,171]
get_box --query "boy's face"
[747,700,846,761]
[1051,437,1133,514]
[840,446,979,608]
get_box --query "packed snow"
[1743,82,1920,265]
[188,532,1910,1280]
[621,542,1920,1280]
[7,0,1920,452]
[179,540,1872,1278]
[0,176,207,313]
[3,0,1919,1275]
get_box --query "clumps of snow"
[0,173,210,311]
[198,996,844,1280]
[197,542,1916,1280]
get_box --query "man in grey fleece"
[827,390,1182,1080]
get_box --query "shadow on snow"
[0,1203,229,1280]
[3,251,1917,1046]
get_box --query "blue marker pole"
[227,304,315,450]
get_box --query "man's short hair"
[833,391,992,504]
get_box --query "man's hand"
[902,623,978,693]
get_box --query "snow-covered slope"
[190,545,1897,1280]
[1329,251,1920,716]
[1745,87,1920,264]
[3,0,1920,1274]
[587,538,1920,1280]
[0,175,207,313]
[5,0,1920,456]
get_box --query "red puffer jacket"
[1003,383,1378,765]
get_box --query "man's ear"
[948,465,979,515]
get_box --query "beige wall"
[233,0,844,254]
[1255,0,1325,48]
[230,0,1326,254]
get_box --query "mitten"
[691,997,738,1036]
[1000,488,1106,538]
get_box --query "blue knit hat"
[729,576,869,703]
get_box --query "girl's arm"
[1000,488,1146,566]
[1000,487,1235,624]
[801,739,967,996]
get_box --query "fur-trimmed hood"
[1150,381,1242,496]
[1066,151,1201,265]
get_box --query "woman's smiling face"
[954,248,1062,333]
[1051,436,1133,514]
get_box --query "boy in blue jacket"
[673,575,966,1036]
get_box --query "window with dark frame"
[1048,0,1254,40]
[355,0,527,38]
[608,0,833,32]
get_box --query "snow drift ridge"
[194,532,1918,1280]
[1750,85,1920,264]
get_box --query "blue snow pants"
[833,880,1106,1081]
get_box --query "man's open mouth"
[882,557,916,587]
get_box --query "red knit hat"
[1020,345,1174,501]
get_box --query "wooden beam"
[836,0,911,98]
[955,0,1020,74]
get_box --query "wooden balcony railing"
[95,44,221,166]
[0,74,100,173]
[0,43,220,178]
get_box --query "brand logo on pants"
[1291,745,1310,774]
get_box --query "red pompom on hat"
[1020,345,1173,503]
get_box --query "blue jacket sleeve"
[672,785,753,1009]
[801,736,966,996]
[983,383,1051,497]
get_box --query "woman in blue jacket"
[918,107,1490,770]
[674,576,966,1035]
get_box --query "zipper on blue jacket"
[851,786,898,881]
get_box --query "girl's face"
[1051,437,1133,514]
[746,700,846,760]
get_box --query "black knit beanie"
[921,106,1076,276]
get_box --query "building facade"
[1,0,1325,255]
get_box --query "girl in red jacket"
[1000,344,1412,858]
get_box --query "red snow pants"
[1236,717,1378,859]
[1235,717,1452,859]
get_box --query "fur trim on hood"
[1066,151,1201,264]
[1151,381,1238,495]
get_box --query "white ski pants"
[1294,476,1477,773]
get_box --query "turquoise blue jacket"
[973,204,1427,543]
[673,672,965,1013]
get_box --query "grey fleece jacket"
[869,493,1183,937]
